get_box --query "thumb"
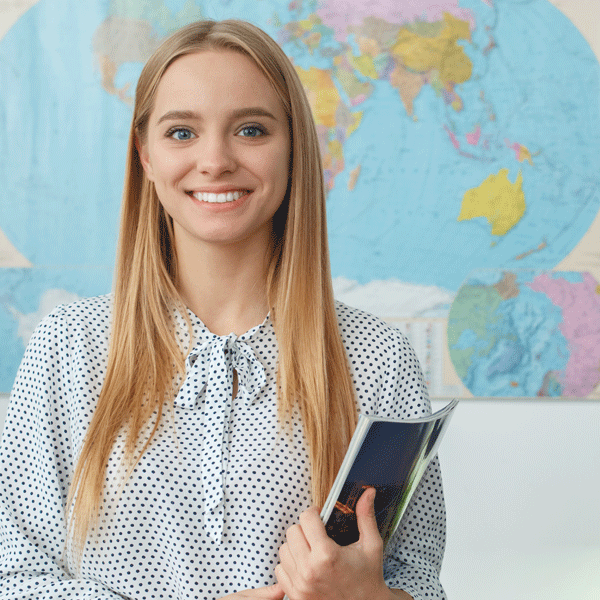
[355,487,382,548]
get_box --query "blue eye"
[238,125,266,138]
[167,128,194,141]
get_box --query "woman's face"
[138,49,291,254]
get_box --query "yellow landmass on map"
[328,139,343,160]
[391,12,472,87]
[348,165,361,191]
[295,65,363,190]
[458,169,526,236]
[349,53,379,79]
[347,111,363,136]
[295,66,340,128]
[295,65,363,137]
[333,56,374,104]
[516,144,534,165]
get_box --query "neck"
[175,236,272,337]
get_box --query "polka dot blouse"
[0,295,446,599]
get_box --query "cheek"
[153,154,192,188]
[264,145,292,190]
[144,137,190,176]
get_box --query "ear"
[135,133,155,182]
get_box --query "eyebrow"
[156,107,278,125]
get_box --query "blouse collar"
[172,308,271,542]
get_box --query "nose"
[196,132,237,177]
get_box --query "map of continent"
[448,270,600,397]
[0,0,599,395]
[458,168,526,237]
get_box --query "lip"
[187,186,251,194]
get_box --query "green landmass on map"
[447,282,505,379]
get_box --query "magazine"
[321,399,458,548]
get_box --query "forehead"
[151,49,284,117]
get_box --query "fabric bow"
[174,334,267,542]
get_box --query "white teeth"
[192,190,247,203]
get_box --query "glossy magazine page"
[321,399,458,549]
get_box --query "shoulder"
[9,295,113,424]
[27,294,113,352]
[334,300,410,354]
[334,300,430,418]
[39,293,112,325]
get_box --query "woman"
[0,20,446,600]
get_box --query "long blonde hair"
[68,19,357,550]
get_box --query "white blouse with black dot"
[0,295,446,599]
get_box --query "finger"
[278,540,298,578]
[269,582,285,598]
[234,584,285,599]
[298,505,330,548]
[274,563,294,598]
[263,582,286,600]
[355,487,383,551]
[285,522,311,559]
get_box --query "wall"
[432,398,599,599]
[0,1,598,599]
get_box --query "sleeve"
[383,457,447,600]
[0,308,127,599]
[374,326,447,600]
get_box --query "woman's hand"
[274,487,396,600]
[220,583,285,599]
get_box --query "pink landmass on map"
[527,272,600,396]
[350,94,367,106]
[444,126,460,149]
[504,138,534,165]
[466,125,481,146]
[316,0,475,41]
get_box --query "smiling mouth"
[189,190,250,204]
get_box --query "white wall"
[432,398,600,599]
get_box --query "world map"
[1,0,599,395]
[448,270,600,397]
